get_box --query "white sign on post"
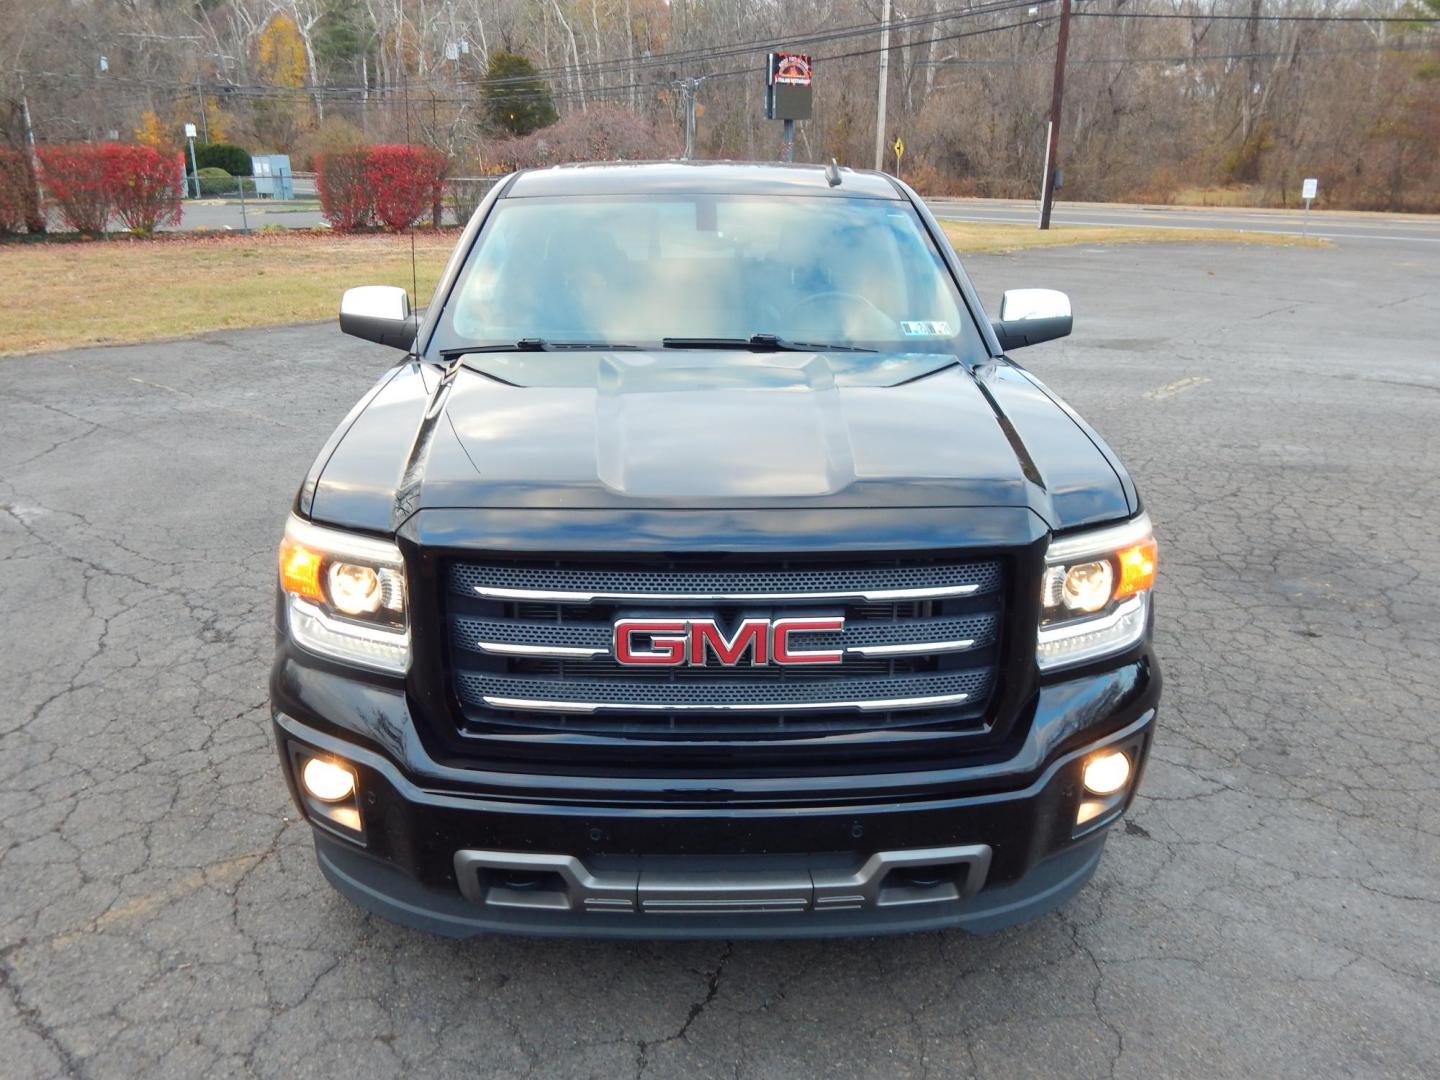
[184,123,198,139]
[1300,177,1319,237]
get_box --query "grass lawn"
[1,232,455,357]
[1,223,1325,356]
[1171,185,1266,208]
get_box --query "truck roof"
[502,160,905,200]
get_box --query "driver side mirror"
[992,288,1072,352]
[339,285,416,351]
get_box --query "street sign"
[183,124,199,198]
[1302,177,1318,200]
[765,52,812,121]
[893,137,905,159]
[774,53,812,87]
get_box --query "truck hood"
[303,352,1133,532]
[339,349,1132,527]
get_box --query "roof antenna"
[825,158,842,188]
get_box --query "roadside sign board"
[893,137,905,159]
[1301,176,1319,236]
[774,53,812,87]
[184,123,197,139]
[765,52,812,121]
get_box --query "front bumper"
[271,653,1157,939]
[312,827,1109,939]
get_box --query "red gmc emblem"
[613,617,845,667]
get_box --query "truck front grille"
[442,554,1007,741]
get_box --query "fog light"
[302,757,355,802]
[1082,749,1131,796]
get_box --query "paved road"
[927,196,1440,246]
[166,190,1440,245]
[2,241,1437,1078]
[170,198,327,232]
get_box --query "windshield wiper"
[440,339,639,360]
[660,333,876,354]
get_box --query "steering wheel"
[788,291,894,337]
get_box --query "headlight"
[1037,514,1156,671]
[278,515,409,674]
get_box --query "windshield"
[433,194,984,356]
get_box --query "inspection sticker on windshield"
[901,320,952,337]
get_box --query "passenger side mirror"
[992,288,1072,352]
[339,286,416,351]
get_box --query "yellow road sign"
[893,137,905,158]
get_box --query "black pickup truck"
[271,161,1160,939]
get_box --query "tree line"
[2,0,1437,210]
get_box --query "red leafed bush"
[316,147,374,230]
[0,147,44,233]
[366,145,446,231]
[36,143,113,233]
[104,144,183,235]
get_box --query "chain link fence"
[178,171,502,230]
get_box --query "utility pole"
[1038,0,1072,230]
[19,76,43,231]
[195,74,209,144]
[873,0,891,171]
[683,78,697,159]
[20,76,38,168]
[680,76,709,160]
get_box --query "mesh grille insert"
[449,560,1002,597]
[458,670,990,709]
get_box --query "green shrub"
[193,142,252,176]
[195,168,257,197]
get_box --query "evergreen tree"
[483,51,558,137]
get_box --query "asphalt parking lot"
[2,238,1437,1079]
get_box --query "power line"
[435,1,1051,90]
[30,3,1431,120]
[811,10,1054,65]
[17,0,1056,105]
[1074,12,1439,23]
[922,41,1435,66]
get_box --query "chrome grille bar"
[469,583,981,604]
[453,614,997,659]
[474,638,981,660]
[845,638,977,658]
[473,641,609,658]
[481,691,972,714]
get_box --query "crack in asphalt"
[635,942,733,1078]
[1,247,1437,1079]
[1,943,85,1079]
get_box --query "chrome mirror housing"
[993,288,1073,352]
[339,286,416,351]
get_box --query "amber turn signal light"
[1114,539,1157,599]
[279,537,325,603]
